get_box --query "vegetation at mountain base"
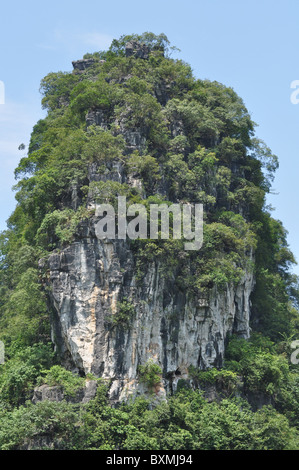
[0,32,299,450]
[0,382,298,450]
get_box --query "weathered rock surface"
[32,380,98,404]
[86,108,111,130]
[125,40,150,59]
[72,58,96,71]
[43,222,254,402]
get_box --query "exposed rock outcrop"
[72,58,96,71]
[42,223,254,402]
[32,380,98,404]
[86,109,109,129]
[125,40,150,59]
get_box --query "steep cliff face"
[22,34,271,402]
[43,220,254,402]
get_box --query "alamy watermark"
[94,197,203,251]
[290,80,299,104]
[0,80,4,105]
[291,340,299,365]
[0,341,4,364]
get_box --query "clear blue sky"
[1,0,299,272]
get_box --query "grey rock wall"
[43,223,254,402]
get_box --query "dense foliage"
[0,32,299,450]
[0,381,298,450]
